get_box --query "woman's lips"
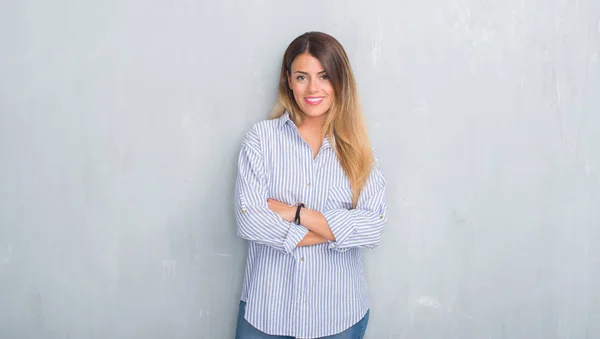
[304,97,324,105]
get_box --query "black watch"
[294,203,305,225]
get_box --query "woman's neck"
[297,114,326,135]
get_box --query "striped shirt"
[234,112,387,338]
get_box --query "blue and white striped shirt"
[234,112,387,338]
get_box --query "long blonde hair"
[270,32,373,208]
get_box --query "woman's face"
[287,53,335,119]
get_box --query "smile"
[304,97,324,105]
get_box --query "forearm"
[267,201,335,242]
[235,204,309,253]
[299,208,335,241]
[297,231,328,247]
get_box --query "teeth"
[306,97,323,102]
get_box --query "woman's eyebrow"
[294,70,327,74]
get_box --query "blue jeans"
[235,301,369,339]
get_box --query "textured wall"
[1,0,599,338]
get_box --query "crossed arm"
[266,199,333,247]
[234,129,387,254]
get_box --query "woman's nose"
[309,78,319,92]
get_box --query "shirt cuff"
[322,209,356,250]
[282,223,310,254]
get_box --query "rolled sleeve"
[282,223,310,253]
[234,127,308,254]
[324,156,387,252]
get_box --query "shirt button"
[306,182,311,187]
[300,257,305,262]
[241,208,247,213]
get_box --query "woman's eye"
[321,74,329,80]
[296,75,306,81]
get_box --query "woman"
[234,31,387,339]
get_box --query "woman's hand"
[267,199,297,222]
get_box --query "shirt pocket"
[325,185,353,211]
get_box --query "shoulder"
[241,118,281,150]
[371,146,380,162]
[369,146,386,184]
[371,146,384,169]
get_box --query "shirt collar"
[322,134,334,149]
[278,111,335,150]
[278,111,292,128]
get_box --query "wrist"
[286,204,297,222]
[294,203,305,224]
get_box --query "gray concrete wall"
[1,0,599,338]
